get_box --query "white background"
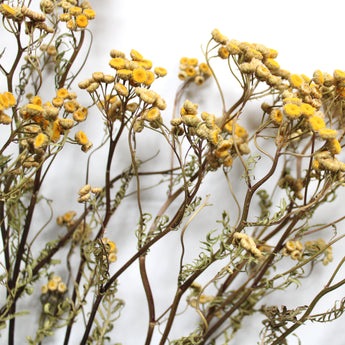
[2,0,345,344]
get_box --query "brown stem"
[58,30,85,89]
[139,256,156,345]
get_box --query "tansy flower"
[92,72,104,82]
[309,115,325,131]
[289,74,304,88]
[185,67,196,77]
[208,129,220,145]
[130,49,143,61]
[60,13,71,21]
[109,58,126,70]
[255,65,271,81]
[139,59,152,70]
[223,155,233,167]
[154,67,167,77]
[290,250,302,260]
[0,4,16,17]
[76,14,88,28]
[268,48,278,59]
[313,70,324,85]
[34,133,48,148]
[327,138,341,155]
[187,58,198,67]
[214,149,229,158]
[283,103,302,119]
[0,94,9,109]
[235,125,248,139]
[63,210,76,222]
[136,88,157,104]
[69,6,82,15]
[218,46,230,59]
[245,48,263,60]
[73,110,87,122]
[75,130,88,145]
[116,69,133,80]
[199,62,211,75]
[83,8,95,19]
[319,128,338,140]
[144,71,155,85]
[66,19,77,30]
[178,71,188,80]
[300,103,315,117]
[26,104,44,116]
[283,97,302,105]
[143,107,161,122]
[108,252,117,263]
[180,57,189,65]
[57,282,67,293]
[217,139,232,152]
[264,58,280,71]
[41,284,48,294]
[223,120,233,134]
[194,76,205,85]
[48,280,57,291]
[333,69,345,82]
[64,101,76,113]
[103,75,115,84]
[59,118,75,130]
[115,83,128,97]
[132,68,147,83]
[56,88,69,99]
[110,49,125,58]
[0,114,12,124]
[4,92,16,107]
[270,109,283,125]
[51,120,62,141]
[285,240,296,251]
[226,42,241,55]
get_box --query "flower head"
[76,14,88,28]
[309,115,325,132]
[283,103,301,119]
[132,68,147,83]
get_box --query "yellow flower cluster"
[77,183,102,203]
[312,151,345,173]
[282,240,303,260]
[59,2,95,30]
[304,238,333,265]
[232,232,262,259]
[278,174,304,200]
[41,275,67,294]
[171,100,252,170]
[210,30,288,89]
[56,209,93,242]
[0,3,55,33]
[102,237,118,263]
[178,57,212,85]
[80,49,167,132]
[19,88,92,168]
[0,92,16,124]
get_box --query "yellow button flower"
[132,68,147,83]
[76,14,88,28]
[309,115,325,131]
[283,103,301,119]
